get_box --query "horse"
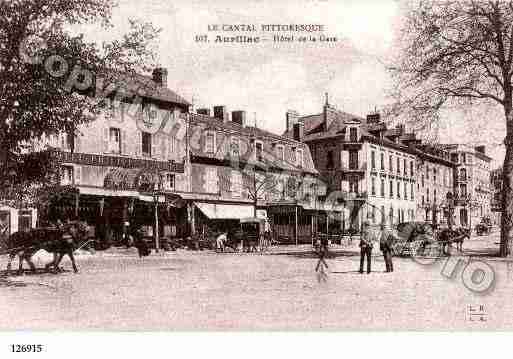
[437,227,470,254]
[1,221,88,274]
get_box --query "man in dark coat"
[359,221,376,274]
[379,222,395,273]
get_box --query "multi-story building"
[284,101,418,231]
[441,144,493,228]
[284,99,458,231]
[28,67,322,245]
[411,144,455,225]
[181,106,321,244]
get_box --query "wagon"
[391,221,440,257]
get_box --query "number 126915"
[10,344,43,353]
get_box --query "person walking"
[379,222,395,273]
[216,232,227,252]
[359,221,376,274]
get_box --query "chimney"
[366,113,381,124]
[152,67,168,87]
[197,108,211,116]
[213,105,228,122]
[293,121,304,142]
[475,145,486,154]
[232,111,246,127]
[323,103,338,131]
[286,110,299,133]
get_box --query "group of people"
[359,221,396,274]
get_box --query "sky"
[77,0,505,167]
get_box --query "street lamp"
[152,180,164,252]
[310,182,318,246]
[445,192,454,230]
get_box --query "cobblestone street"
[1,232,512,330]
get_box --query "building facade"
[29,68,322,246]
[284,100,458,231]
[413,144,455,225]
[284,102,419,231]
[442,144,493,228]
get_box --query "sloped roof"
[185,113,318,175]
[98,71,190,107]
[282,107,364,141]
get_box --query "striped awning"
[103,168,160,191]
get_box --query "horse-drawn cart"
[391,221,470,257]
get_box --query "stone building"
[283,101,417,231]
[33,67,191,245]
[179,106,321,244]
[411,144,455,225]
[441,144,493,228]
[29,67,321,246]
[284,99,457,231]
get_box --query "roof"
[98,71,190,107]
[282,107,364,141]
[184,113,318,175]
[284,104,456,167]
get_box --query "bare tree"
[388,0,513,256]
[242,168,280,217]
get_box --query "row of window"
[368,206,415,224]
[419,165,453,188]
[451,152,473,165]
[102,127,305,167]
[370,150,415,177]
[200,131,306,167]
[370,176,415,201]
[420,188,440,205]
[326,150,360,170]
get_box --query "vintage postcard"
[1,0,513,347]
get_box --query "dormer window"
[276,144,285,161]
[296,148,304,168]
[290,147,297,164]
[255,141,263,162]
[349,127,358,142]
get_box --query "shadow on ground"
[282,250,360,259]
[0,277,28,288]
[0,268,71,278]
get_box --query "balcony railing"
[345,191,368,200]
[340,161,367,173]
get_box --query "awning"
[103,168,160,191]
[195,202,254,220]
[77,186,165,203]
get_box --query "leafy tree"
[0,0,160,205]
[389,0,513,256]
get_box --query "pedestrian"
[216,232,227,252]
[379,222,395,273]
[359,221,376,274]
[133,227,150,257]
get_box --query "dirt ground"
[1,231,512,330]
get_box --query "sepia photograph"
[1,0,513,354]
